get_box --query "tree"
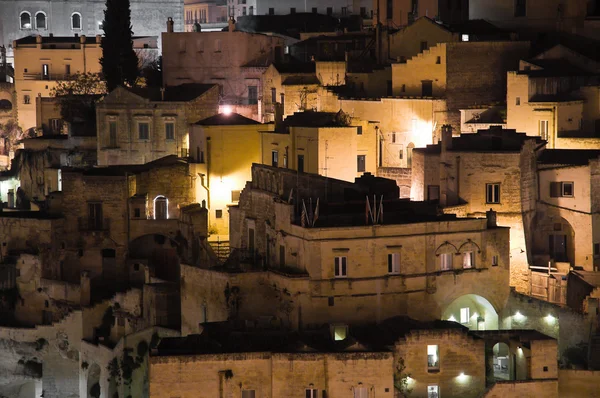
[394,358,413,397]
[100,0,139,91]
[0,120,30,154]
[50,72,107,132]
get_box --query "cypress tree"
[100,0,139,91]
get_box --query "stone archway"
[530,214,575,266]
[87,363,101,398]
[442,294,499,331]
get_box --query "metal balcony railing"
[23,73,77,81]
[78,217,110,232]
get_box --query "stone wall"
[558,369,600,398]
[377,167,411,198]
[484,379,558,398]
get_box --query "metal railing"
[78,217,110,232]
[23,73,77,81]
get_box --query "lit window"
[71,13,82,30]
[461,34,469,41]
[486,183,500,204]
[333,325,347,340]
[271,150,279,167]
[20,12,32,29]
[460,307,470,324]
[427,385,439,398]
[539,120,549,141]
[388,253,400,274]
[427,345,439,370]
[440,253,452,271]
[354,387,368,398]
[550,182,574,198]
[462,251,474,269]
[334,256,347,277]
[138,122,149,140]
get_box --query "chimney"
[486,209,497,228]
[80,35,86,44]
[160,87,165,101]
[36,35,42,45]
[96,35,102,44]
[167,17,174,33]
[228,17,236,32]
[49,33,53,38]
[441,124,453,151]
[274,102,283,131]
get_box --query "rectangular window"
[427,385,440,398]
[88,202,103,231]
[460,307,470,324]
[23,95,31,104]
[290,7,296,14]
[386,0,393,19]
[427,345,439,370]
[138,122,149,140]
[134,208,141,218]
[279,245,286,267]
[312,7,318,13]
[595,244,600,257]
[463,251,474,269]
[231,190,241,202]
[50,118,62,133]
[65,64,71,76]
[388,253,400,274]
[514,0,526,16]
[165,122,175,140]
[492,255,499,266]
[357,126,362,135]
[399,144,404,159]
[327,7,333,15]
[516,96,520,106]
[427,185,440,201]
[420,41,428,52]
[341,6,348,15]
[272,150,279,167]
[271,87,276,103]
[306,389,318,398]
[354,388,368,398]
[42,64,49,79]
[436,56,441,64]
[269,7,275,14]
[242,391,256,398]
[297,154,304,173]
[109,121,117,147]
[422,80,433,96]
[248,86,258,104]
[550,182,574,198]
[334,256,347,278]
[486,183,500,204]
[215,209,223,218]
[539,120,549,141]
[391,132,396,143]
[440,253,452,271]
[357,155,366,172]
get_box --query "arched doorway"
[442,294,499,330]
[153,195,168,220]
[492,342,512,380]
[530,214,575,266]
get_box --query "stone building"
[506,45,600,149]
[96,84,219,166]
[0,0,184,63]
[227,0,372,19]
[411,126,544,294]
[161,20,287,121]
[373,0,469,27]
[181,164,511,332]
[184,0,227,31]
[391,40,530,131]
[149,318,559,398]
[260,110,377,182]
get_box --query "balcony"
[23,73,77,81]
[78,217,110,232]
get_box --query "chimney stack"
[228,17,236,32]
[274,102,283,131]
[441,124,453,150]
[167,17,174,33]
[486,209,497,228]
[160,87,166,101]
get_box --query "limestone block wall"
[396,329,486,398]
[484,379,558,398]
[377,167,411,198]
[499,290,593,365]
[558,370,600,398]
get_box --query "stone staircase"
[209,240,230,264]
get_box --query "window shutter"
[334,257,340,276]
[388,254,393,273]
[341,257,347,276]
[550,182,561,198]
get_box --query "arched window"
[71,12,82,30]
[35,12,47,29]
[20,12,31,29]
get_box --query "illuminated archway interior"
[442,294,498,330]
